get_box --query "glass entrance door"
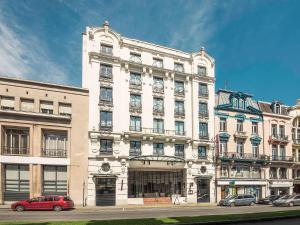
[197,178,210,202]
[95,178,116,206]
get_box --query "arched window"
[275,103,281,114]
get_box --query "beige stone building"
[0,76,89,206]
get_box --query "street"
[0,205,300,223]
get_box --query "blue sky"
[0,0,300,105]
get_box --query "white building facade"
[82,22,216,206]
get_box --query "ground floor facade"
[87,158,215,206]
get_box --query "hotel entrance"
[95,178,116,206]
[197,178,210,202]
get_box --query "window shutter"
[40,101,53,110]
[1,97,14,108]
[21,99,34,112]
[59,104,71,115]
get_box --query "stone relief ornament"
[98,162,112,174]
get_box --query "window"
[0,96,14,110]
[270,167,277,179]
[4,164,29,200]
[236,140,244,157]
[231,165,250,178]
[153,58,163,68]
[221,165,228,177]
[252,122,258,134]
[130,141,141,156]
[100,43,113,55]
[153,119,164,133]
[279,168,287,179]
[153,143,164,155]
[198,146,207,159]
[20,99,34,112]
[197,66,207,76]
[175,121,185,135]
[130,116,141,131]
[239,99,245,109]
[100,87,113,102]
[174,63,184,72]
[3,128,29,155]
[174,81,184,95]
[153,77,164,93]
[42,131,67,157]
[175,101,184,115]
[220,118,227,132]
[43,166,67,195]
[199,122,208,138]
[58,103,71,117]
[199,83,208,97]
[279,125,285,138]
[271,124,277,137]
[199,102,208,116]
[175,144,184,157]
[100,111,112,129]
[252,143,259,158]
[129,72,142,86]
[232,98,238,108]
[219,141,227,156]
[272,144,278,160]
[236,120,243,132]
[100,139,113,154]
[40,101,53,114]
[279,145,286,160]
[130,94,141,109]
[274,103,281,114]
[130,52,142,63]
[153,98,164,113]
[100,64,112,79]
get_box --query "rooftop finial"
[103,20,109,27]
[200,46,205,52]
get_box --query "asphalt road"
[0,205,300,222]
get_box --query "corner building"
[82,22,216,206]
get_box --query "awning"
[129,155,185,163]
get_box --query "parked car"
[257,195,281,205]
[219,194,256,207]
[273,194,300,207]
[11,196,74,212]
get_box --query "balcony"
[152,86,164,94]
[129,149,141,157]
[42,148,67,158]
[198,111,209,118]
[129,81,142,90]
[269,134,289,144]
[99,99,113,107]
[271,155,293,162]
[234,131,248,139]
[2,146,29,155]
[129,126,142,132]
[293,139,300,145]
[174,110,185,117]
[218,152,267,161]
[99,125,113,132]
[199,92,209,98]
[199,134,209,141]
[153,107,164,116]
[100,149,113,156]
[174,89,185,97]
[129,103,142,113]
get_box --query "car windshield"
[225,195,235,200]
[280,195,292,199]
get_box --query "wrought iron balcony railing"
[2,146,29,155]
[42,148,67,158]
[269,134,289,142]
[218,152,267,161]
[271,155,293,162]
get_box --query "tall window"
[153,98,164,113]
[236,120,243,132]
[252,143,259,158]
[272,144,278,160]
[130,116,141,131]
[199,102,208,116]
[100,64,112,79]
[130,72,142,86]
[130,52,142,63]
[40,101,53,114]
[4,164,29,201]
[197,66,207,76]
[236,140,244,157]
[175,101,184,115]
[100,111,112,129]
[153,77,164,93]
[130,141,141,156]
[174,63,184,72]
[174,144,184,157]
[20,99,34,112]
[252,122,258,135]
[219,141,227,156]
[100,87,112,102]
[199,83,208,97]
[100,43,113,55]
[153,119,164,133]
[130,94,141,108]
[220,118,227,132]
[43,166,67,195]
[279,145,286,160]
[279,168,287,179]
[100,139,113,155]
[199,122,208,138]
[279,125,285,138]
[232,98,238,108]
[3,128,29,155]
[271,124,277,137]
[42,131,67,157]
[174,81,184,95]
[153,58,163,68]
[153,143,164,155]
[274,103,281,114]
[198,146,207,159]
[270,167,277,179]
[175,121,185,135]
[0,96,15,110]
[239,99,245,109]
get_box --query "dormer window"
[275,103,281,114]
[130,52,142,63]
[100,43,113,55]
[239,99,245,110]
[232,98,238,108]
[153,58,163,68]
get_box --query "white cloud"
[0,5,69,84]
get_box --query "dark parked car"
[273,194,300,207]
[219,194,256,207]
[11,196,74,211]
[257,195,281,205]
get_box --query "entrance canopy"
[129,155,185,163]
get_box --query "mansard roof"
[258,101,289,116]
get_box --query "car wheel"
[250,202,255,206]
[15,205,25,212]
[53,205,62,212]
[230,203,235,207]
[289,202,294,207]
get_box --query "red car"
[11,196,74,212]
